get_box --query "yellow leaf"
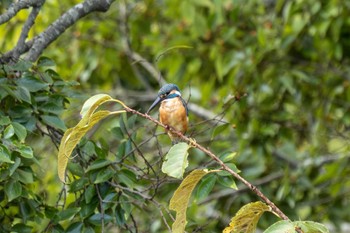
[79,94,113,127]
[223,201,271,233]
[57,94,127,183]
[80,94,112,119]
[58,110,112,182]
[169,169,217,233]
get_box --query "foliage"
[161,142,191,179]
[223,201,272,233]
[1,0,350,232]
[169,169,222,233]
[0,58,74,232]
[57,94,126,182]
[264,220,329,233]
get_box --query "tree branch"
[12,0,44,62]
[117,1,166,88]
[0,0,115,63]
[25,0,115,62]
[124,106,290,221]
[0,0,39,25]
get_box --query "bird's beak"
[146,96,162,114]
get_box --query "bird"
[146,83,188,144]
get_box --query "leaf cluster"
[0,58,76,232]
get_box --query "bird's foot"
[188,138,197,147]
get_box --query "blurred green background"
[1,0,350,232]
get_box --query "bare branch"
[0,0,39,25]
[129,51,166,86]
[12,1,44,62]
[25,0,115,62]
[117,1,166,88]
[1,0,115,64]
[124,106,290,221]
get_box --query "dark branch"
[0,0,39,25]
[12,1,44,62]
[0,0,115,64]
[117,1,164,88]
[124,106,290,221]
[26,0,115,62]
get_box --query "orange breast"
[159,97,188,136]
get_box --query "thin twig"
[95,184,105,233]
[0,0,39,25]
[124,106,290,221]
[12,0,44,61]
[1,0,115,63]
[109,183,174,231]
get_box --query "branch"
[117,1,165,87]
[0,0,39,25]
[11,0,44,62]
[0,0,115,63]
[25,0,115,62]
[198,171,284,205]
[124,106,290,221]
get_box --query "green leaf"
[263,220,297,233]
[66,222,83,233]
[115,205,126,226]
[217,175,238,190]
[117,169,137,188]
[211,123,229,140]
[37,56,56,67]
[295,221,330,233]
[3,124,15,139]
[5,179,22,201]
[223,163,241,174]
[17,169,34,184]
[111,127,124,140]
[12,122,27,142]
[84,185,96,204]
[103,193,117,204]
[0,116,11,125]
[12,60,32,71]
[67,163,84,177]
[9,157,21,176]
[15,86,31,103]
[56,207,81,221]
[16,76,49,92]
[119,114,127,135]
[80,200,98,219]
[162,142,191,179]
[82,226,95,233]
[41,115,66,131]
[69,177,89,192]
[45,206,58,219]
[93,167,114,184]
[39,102,64,115]
[88,213,113,226]
[223,201,271,233]
[196,173,217,201]
[86,159,112,172]
[11,223,33,233]
[0,145,14,163]
[16,145,33,158]
[219,152,237,163]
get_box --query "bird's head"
[146,83,181,114]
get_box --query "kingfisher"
[146,83,188,144]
